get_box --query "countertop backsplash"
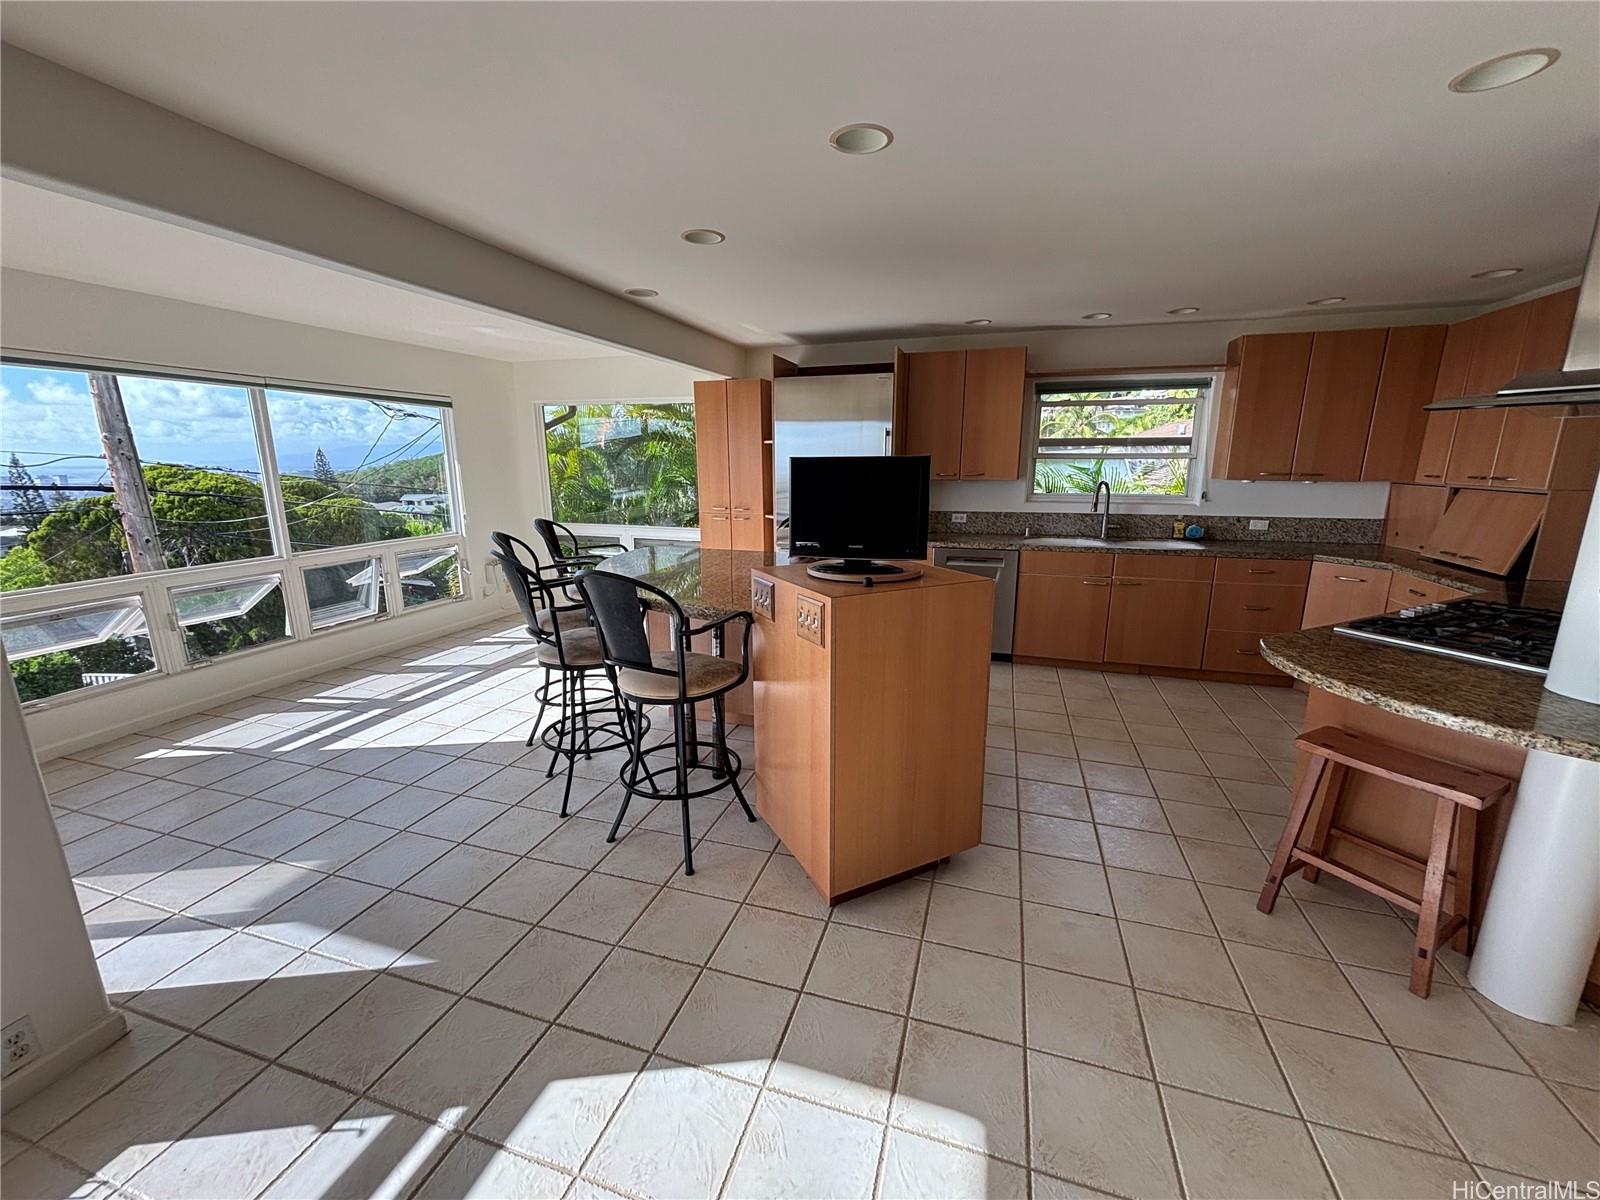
[928,510,1385,544]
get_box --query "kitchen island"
[1262,626,1600,1024]
[600,546,994,902]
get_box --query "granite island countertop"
[601,545,782,620]
[1259,627,1600,762]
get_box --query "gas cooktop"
[1334,599,1560,675]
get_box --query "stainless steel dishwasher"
[932,547,1018,657]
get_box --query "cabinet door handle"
[1242,605,1272,612]
[1490,475,1519,481]
[708,515,729,522]
[1458,554,1482,561]
[1081,579,1111,587]
[1407,587,1427,597]
[1114,580,1143,587]
[1294,473,1327,479]
[1234,648,1261,656]
[1333,575,1367,582]
[964,472,987,478]
[934,472,958,478]
[1254,471,1292,478]
[1245,568,1275,575]
[1465,474,1489,480]
[1420,473,1443,479]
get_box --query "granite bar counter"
[598,545,782,621]
[1260,626,1600,761]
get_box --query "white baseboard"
[1,1009,127,1112]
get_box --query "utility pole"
[88,373,165,574]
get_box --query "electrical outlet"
[3,1016,40,1079]
[1249,519,1269,531]
[950,512,968,524]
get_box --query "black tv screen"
[789,456,931,560]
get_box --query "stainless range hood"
[1427,207,1600,411]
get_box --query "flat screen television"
[788,455,930,578]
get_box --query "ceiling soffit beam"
[0,46,741,377]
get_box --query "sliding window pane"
[397,547,463,609]
[2,598,156,702]
[0,364,270,593]
[171,576,289,663]
[1034,457,1192,496]
[303,557,388,630]
[265,390,452,552]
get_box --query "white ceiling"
[3,2,1597,347]
[0,180,627,362]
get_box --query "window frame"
[1,352,471,710]
[1026,370,1220,509]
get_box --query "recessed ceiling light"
[1449,48,1560,93]
[1082,312,1114,321]
[1307,296,1346,306]
[680,228,725,245]
[829,123,894,155]
[964,319,992,326]
[1167,306,1201,315]
[623,287,659,298]
[1471,267,1523,280]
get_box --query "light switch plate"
[752,576,775,620]
[950,512,968,524]
[797,595,825,647]
[1249,519,1269,531]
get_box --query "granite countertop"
[928,535,1567,606]
[602,545,783,621]
[1259,627,1600,762]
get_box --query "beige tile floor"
[5,622,1598,1199]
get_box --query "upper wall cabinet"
[694,378,774,551]
[1362,324,1447,482]
[1212,332,1313,480]
[1213,328,1407,482]
[900,347,1027,481]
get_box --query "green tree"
[543,403,698,527]
[6,454,49,532]
[312,447,338,485]
[0,545,51,591]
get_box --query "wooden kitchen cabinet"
[1213,558,1311,587]
[1385,573,1470,611]
[901,347,1027,481]
[1103,553,1213,670]
[1423,489,1545,575]
[1014,573,1111,662]
[1362,324,1446,482]
[1105,578,1212,669]
[1491,406,1564,490]
[1203,630,1283,676]
[1518,289,1581,375]
[959,347,1028,481]
[1300,561,1393,628]
[1464,305,1532,396]
[1445,408,1505,486]
[694,378,773,551]
[902,351,966,479]
[1208,581,1306,633]
[1212,333,1313,480]
[1292,328,1388,480]
[1383,483,1450,552]
[1413,411,1457,483]
[694,379,733,549]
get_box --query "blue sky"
[0,365,444,483]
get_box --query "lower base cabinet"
[1300,562,1394,628]
[1013,573,1110,661]
[1203,629,1281,675]
[1104,578,1211,669]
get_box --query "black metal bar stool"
[488,532,631,816]
[573,568,756,875]
[533,518,626,568]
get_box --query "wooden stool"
[1257,726,1513,999]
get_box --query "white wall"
[746,292,1577,518]
[1,268,540,759]
[1,660,123,1108]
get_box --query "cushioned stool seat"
[618,651,743,701]
[535,627,602,667]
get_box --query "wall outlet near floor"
[949,512,968,524]
[3,1016,40,1078]
[1249,519,1270,531]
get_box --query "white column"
[1468,746,1600,1025]
[1545,485,1600,704]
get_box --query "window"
[542,402,697,528]
[264,389,452,551]
[0,355,467,706]
[1030,376,1212,500]
[171,576,289,663]
[1,597,156,702]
